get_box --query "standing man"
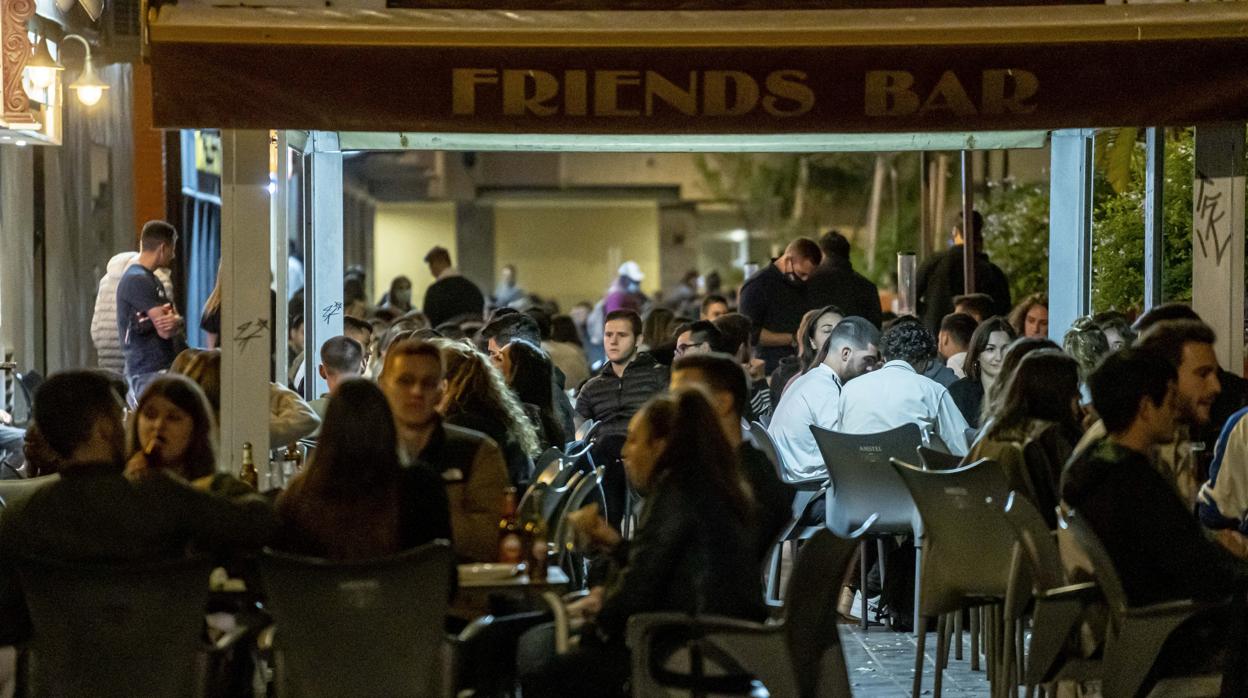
[768,317,881,480]
[806,230,883,329]
[738,238,823,373]
[575,309,669,527]
[116,221,184,405]
[916,211,1012,334]
[422,246,485,328]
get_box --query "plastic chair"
[551,466,606,589]
[16,555,222,698]
[917,446,963,471]
[258,541,454,698]
[749,421,824,605]
[0,473,59,510]
[627,524,871,698]
[1060,510,1227,698]
[892,458,1015,698]
[811,423,923,631]
[1002,493,1101,696]
[531,447,564,487]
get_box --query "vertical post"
[301,131,344,400]
[1192,124,1246,373]
[919,151,930,260]
[1144,128,1165,311]
[960,150,976,294]
[1047,129,1095,342]
[272,131,289,387]
[219,130,272,473]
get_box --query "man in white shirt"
[768,317,881,480]
[839,319,971,455]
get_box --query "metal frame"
[1047,128,1095,342]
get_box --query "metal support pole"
[301,131,344,400]
[272,131,289,387]
[960,150,976,295]
[219,130,273,473]
[1192,124,1246,373]
[1047,129,1095,342]
[1144,128,1165,311]
[919,151,931,261]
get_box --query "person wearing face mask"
[115,221,185,406]
[948,317,1018,428]
[737,238,823,374]
[380,275,414,315]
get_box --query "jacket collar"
[598,351,658,378]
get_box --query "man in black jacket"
[576,309,669,526]
[738,238,822,373]
[422,246,485,327]
[807,230,883,329]
[916,211,1012,334]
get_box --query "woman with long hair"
[769,305,844,403]
[1008,292,1049,338]
[201,261,223,349]
[522,388,763,697]
[948,317,1017,428]
[438,340,539,487]
[969,350,1082,525]
[125,375,219,482]
[500,339,567,450]
[276,379,450,560]
[980,336,1061,425]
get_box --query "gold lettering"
[503,70,559,116]
[762,70,815,117]
[704,71,759,117]
[981,69,1038,115]
[644,71,698,116]
[864,71,919,116]
[919,71,977,116]
[595,71,642,117]
[452,69,498,116]
[565,70,588,116]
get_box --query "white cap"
[618,261,645,282]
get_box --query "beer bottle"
[520,490,548,582]
[498,487,522,564]
[239,442,258,489]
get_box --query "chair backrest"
[811,423,923,535]
[892,458,1016,616]
[1002,491,1065,592]
[917,446,963,471]
[782,528,863,698]
[260,541,453,698]
[0,474,60,510]
[532,447,564,486]
[1060,509,1129,618]
[552,466,606,565]
[748,421,788,481]
[17,555,213,698]
[541,470,585,525]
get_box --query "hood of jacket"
[107,251,139,277]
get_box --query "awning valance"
[148,3,1248,134]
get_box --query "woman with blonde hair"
[437,340,539,487]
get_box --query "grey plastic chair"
[551,465,606,589]
[258,541,454,698]
[893,458,1016,698]
[1002,492,1101,696]
[1060,510,1226,698]
[749,421,823,605]
[917,446,963,471]
[811,423,923,630]
[16,555,218,698]
[0,473,59,510]
[532,447,564,486]
[627,524,871,698]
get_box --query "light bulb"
[74,84,103,106]
[27,66,58,91]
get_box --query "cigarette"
[143,439,156,456]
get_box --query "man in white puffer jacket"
[91,252,174,374]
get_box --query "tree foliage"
[977,181,1051,302]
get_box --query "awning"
[148,3,1248,134]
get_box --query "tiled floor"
[842,625,993,697]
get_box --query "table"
[457,564,570,592]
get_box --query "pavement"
[843,625,994,697]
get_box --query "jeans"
[126,370,164,409]
[0,424,25,476]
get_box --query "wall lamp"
[24,33,108,107]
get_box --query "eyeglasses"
[675,342,706,356]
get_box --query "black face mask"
[784,271,804,286]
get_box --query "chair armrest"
[785,476,827,490]
[539,591,573,655]
[1036,582,1101,602]
[211,624,252,653]
[626,613,775,649]
[1124,597,1228,620]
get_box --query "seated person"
[276,379,450,560]
[938,312,978,379]
[714,312,775,422]
[0,371,278,645]
[768,317,881,480]
[308,336,365,424]
[838,320,971,455]
[520,389,766,697]
[1062,350,1248,692]
[379,340,508,563]
[671,352,795,563]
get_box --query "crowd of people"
[4,213,1248,695]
